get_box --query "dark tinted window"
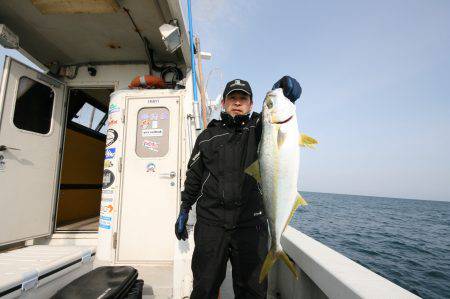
[13,77,54,134]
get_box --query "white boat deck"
[220,263,235,299]
[134,263,234,299]
[134,265,174,298]
[57,217,100,231]
[0,227,422,299]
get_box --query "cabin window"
[13,76,54,134]
[136,107,170,158]
[71,102,107,132]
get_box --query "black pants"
[190,222,268,299]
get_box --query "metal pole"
[195,36,208,127]
[187,0,201,129]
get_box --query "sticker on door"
[142,129,163,137]
[102,169,115,189]
[105,148,116,159]
[106,129,118,147]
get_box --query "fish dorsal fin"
[299,133,318,148]
[283,193,308,232]
[244,160,261,182]
[296,193,308,206]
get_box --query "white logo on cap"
[230,80,245,87]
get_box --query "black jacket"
[181,112,266,229]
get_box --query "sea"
[291,192,450,299]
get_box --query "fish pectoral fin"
[244,160,261,182]
[259,249,277,283]
[283,194,308,231]
[279,251,299,280]
[299,133,318,148]
[277,128,286,148]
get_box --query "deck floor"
[57,216,99,231]
[90,262,235,299]
[220,262,234,298]
[131,264,234,298]
[136,265,174,298]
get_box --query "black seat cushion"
[52,266,139,299]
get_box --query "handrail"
[281,226,420,299]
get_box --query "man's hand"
[272,75,302,103]
[175,209,189,240]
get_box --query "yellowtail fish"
[245,88,317,283]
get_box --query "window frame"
[70,101,107,132]
[135,107,171,158]
[12,75,56,136]
[65,87,114,138]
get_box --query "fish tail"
[279,250,299,280]
[259,248,299,283]
[259,248,276,283]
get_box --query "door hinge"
[112,232,117,249]
[118,157,123,173]
[121,111,125,123]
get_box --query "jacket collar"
[207,111,260,129]
[220,112,251,128]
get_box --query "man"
[175,76,301,299]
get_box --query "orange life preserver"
[128,75,165,89]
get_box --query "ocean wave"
[425,270,448,279]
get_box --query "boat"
[0,1,420,298]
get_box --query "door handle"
[0,145,20,151]
[159,171,176,179]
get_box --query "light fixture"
[159,23,182,53]
[0,24,19,49]
[200,52,212,60]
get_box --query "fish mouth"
[272,115,293,124]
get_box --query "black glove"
[174,209,189,241]
[272,75,302,103]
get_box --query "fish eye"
[266,99,273,109]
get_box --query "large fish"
[245,88,317,283]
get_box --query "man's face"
[222,91,253,117]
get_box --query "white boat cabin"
[0,1,199,297]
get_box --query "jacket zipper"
[196,172,211,202]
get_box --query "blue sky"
[1,1,449,201]
[185,0,450,201]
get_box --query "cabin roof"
[0,0,190,68]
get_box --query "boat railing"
[276,226,421,299]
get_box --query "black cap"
[223,79,253,99]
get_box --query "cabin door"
[117,95,180,263]
[0,57,66,246]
